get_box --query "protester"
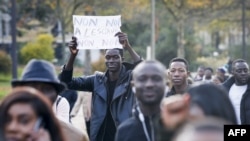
[172,117,227,141]
[167,57,190,96]
[193,66,205,82]
[61,89,78,114]
[59,32,142,141]
[11,59,89,141]
[157,83,237,141]
[60,89,78,123]
[212,76,223,85]
[0,87,66,141]
[202,67,214,83]
[186,83,237,124]
[216,67,229,83]
[226,58,233,75]
[53,95,70,123]
[115,60,167,141]
[70,91,90,133]
[222,58,250,124]
[11,59,70,123]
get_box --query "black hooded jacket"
[222,76,250,124]
[115,105,157,141]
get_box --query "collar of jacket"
[222,76,235,88]
[99,63,131,84]
[222,76,250,88]
[94,64,132,100]
[96,61,139,83]
[167,84,190,96]
[132,104,160,119]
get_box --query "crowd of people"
[0,32,249,141]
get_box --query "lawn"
[0,73,12,100]
[0,81,11,100]
[0,66,26,100]
[0,65,85,100]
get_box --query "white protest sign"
[73,15,122,49]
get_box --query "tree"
[0,50,11,74]
[45,0,94,65]
[162,0,239,58]
[20,34,54,64]
[15,0,54,26]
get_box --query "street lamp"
[11,0,17,79]
[242,0,246,60]
[151,0,155,60]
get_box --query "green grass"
[0,65,85,100]
[0,73,12,100]
[0,81,11,100]
[0,67,23,100]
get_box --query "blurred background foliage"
[0,0,250,72]
[0,50,11,74]
[19,34,55,64]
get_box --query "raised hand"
[115,32,131,49]
[160,94,190,129]
[69,37,79,55]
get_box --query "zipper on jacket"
[110,99,118,127]
[149,116,155,141]
[100,82,117,141]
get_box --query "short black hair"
[198,66,206,70]
[105,48,124,57]
[232,59,247,67]
[133,60,166,75]
[169,57,189,71]
[187,83,237,124]
[205,67,214,73]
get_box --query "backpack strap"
[56,96,62,110]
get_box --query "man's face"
[216,69,224,78]
[204,70,213,80]
[233,62,249,85]
[20,82,58,103]
[133,63,166,105]
[197,68,205,77]
[169,62,188,86]
[105,49,122,73]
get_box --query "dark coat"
[166,87,177,97]
[166,85,190,97]
[115,105,157,141]
[59,62,139,141]
[222,76,250,124]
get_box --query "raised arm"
[115,32,142,63]
[64,37,79,71]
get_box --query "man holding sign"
[59,23,142,141]
[73,15,124,50]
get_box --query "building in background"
[0,10,11,53]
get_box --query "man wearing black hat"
[59,32,142,141]
[11,59,89,141]
[216,67,229,83]
[11,59,70,123]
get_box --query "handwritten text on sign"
[73,15,122,49]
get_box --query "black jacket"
[222,76,250,124]
[59,62,140,141]
[115,105,157,141]
[166,85,190,97]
